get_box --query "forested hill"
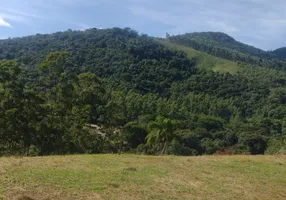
[0,27,285,156]
[0,28,196,95]
[167,32,286,70]
[272,47,286,60]
[168,32,267,57]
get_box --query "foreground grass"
[0,155,285,200]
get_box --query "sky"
[0,0,286,50]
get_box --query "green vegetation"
[157,39,240,74]
[0,155,285,199]
[0,27,286,156]
[167,32,286,71]
[273,47,286,60]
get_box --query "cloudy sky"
[0,0,286,50]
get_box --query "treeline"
[0,28,285,156]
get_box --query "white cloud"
[128,3,239,35]
[0,35,8,39]
[0,7,39,19]
[261,19,286,27]
[0,13,26,23]
[206,21,239,33]
[78,23,90,31]
[0,6,42,27]
[129,6,179,26]
[128,0,286,49]
[0,17,12,27]
[0,0,285,49]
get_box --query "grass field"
[157,39,240,74]
[0,155,285,200]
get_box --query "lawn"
[0,154,285,200]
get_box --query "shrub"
[265,139,286,155]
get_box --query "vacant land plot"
[0,155,285,200]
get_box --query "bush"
[238,132,267,155]
[27,145,40,157]
[265,139,286,155]
[169,139,199,156]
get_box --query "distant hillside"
[272,47,286,60]
[174,32,267,57]
[167,32,286,70]
[0,27,285,156]
[0,28,199,95]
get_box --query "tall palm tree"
[146,116,177,155]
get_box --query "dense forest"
[0,28,285,156]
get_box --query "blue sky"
[0,0,286,50]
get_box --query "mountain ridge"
[166,31,285,57]
[1,28,285,57]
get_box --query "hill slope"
[167,32,286,70]
[1,155,285,200]
[272,47,286,60]
[0,28,285,156]
[171,32,267,57]
[157,38,240,74]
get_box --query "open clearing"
[0,154,285,200]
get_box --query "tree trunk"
[161,141,168,155]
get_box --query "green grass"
[0,155,285,200]
[157,39,240,74]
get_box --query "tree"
[28,52,107,154]
[166,33,171,38]
[0,27,286,156]
[73,72,105,124]
[146,116,177,154]
[0,61,26,153]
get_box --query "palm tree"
[146,116,177,155]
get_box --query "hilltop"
[168,32,266,56]
[167,32,286,70]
